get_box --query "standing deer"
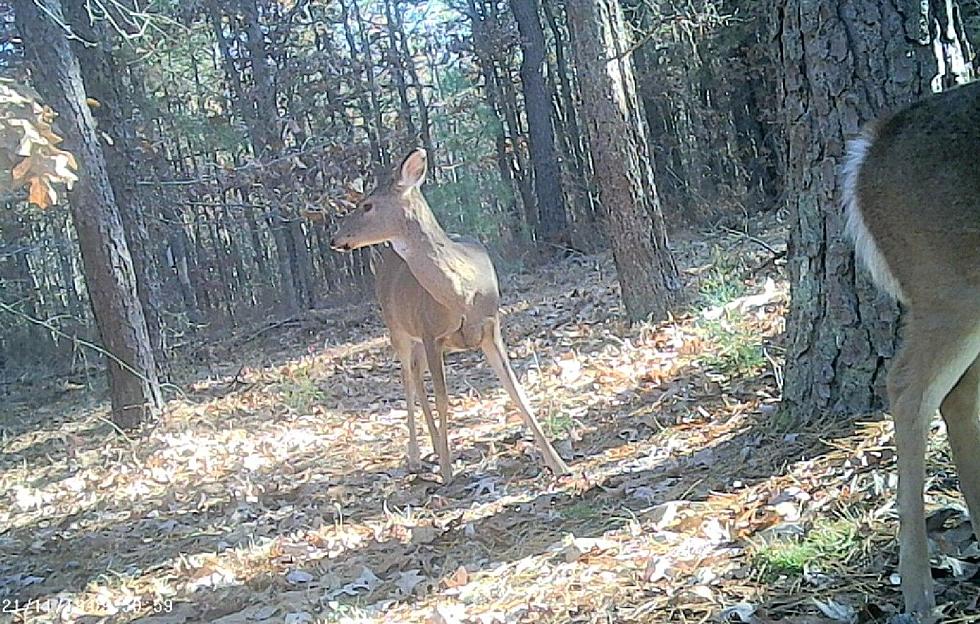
[843,81,980,621]
[330,148,571,481]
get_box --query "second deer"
[331,149,570,481]
[844,81,980,621]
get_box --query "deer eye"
[362,202,374,213]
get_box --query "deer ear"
[397,148,427,189]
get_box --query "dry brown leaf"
[443,565,468,589]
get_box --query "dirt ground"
[2,216,977,624]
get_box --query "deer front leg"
[410,341,440,452]
[423,338,454,482]
[395,339,422,471]
[481,320,570,477]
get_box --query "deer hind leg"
[940,352,980,543]
[410,341,440,459]
[888,313,980,621]
[480,319,570,476]
[423,338,454,482]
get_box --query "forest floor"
[2,215,979,624]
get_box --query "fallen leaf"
[426,604,467,624]
[395,569,426,595]
[812,598,856,623]
[443,565,468,588]
[285,570,314,584]
[558,534,619,562]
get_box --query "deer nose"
[330,237,348,251]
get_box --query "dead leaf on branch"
[0,79,79,208]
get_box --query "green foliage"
[697,315,765,377]
[698,247,746,308]
[543,411,578,438]
[424,66,516,249]
[276,366,327,415]
[562,500,605,521]
[752,520,859,580]
[693,249,764,377]
[137,25,249,159]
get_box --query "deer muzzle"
[330,237,351,252]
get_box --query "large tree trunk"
[566,0,678,322]
[64,6,168,371]
[777,0,973,420]
[15,0,161,428]
[509,0,567,246]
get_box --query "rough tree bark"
[15,0,162,428]
[777,0,973,420]
[566,0,678,322]
[64,5,168,370]
[509,0,567,246]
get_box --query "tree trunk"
[565,0,679,322]
[466,0,524,225]
[541,0,598,244]
[65,7,168,370]
[509,0,568,246]
[352,0,390,166]
[383,0,417,140]
[394,1,436,168]
[494,61,537,228]
[777,0,973,420]
[339,0,383,165]
[287,218,315,308]
[15,0,161,428]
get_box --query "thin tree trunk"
[509,0,567,245]
[383,0,417,139]
[465,0,522,224]
[542,0,596,239]
[353,0,390,166]
[339,0,383,164]
[394,1,436,168]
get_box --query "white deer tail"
[842,126,907,302]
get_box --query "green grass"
[698,316,766,377]
[769,405,802,432]
[698,248,746,308]
[561,500,607,522]
[277,366,327,415]
[543,412,578,438]
[752,519,860,580]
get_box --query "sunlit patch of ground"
[2,215,976,624]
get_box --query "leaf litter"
[1,215,977,623]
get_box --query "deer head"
[330,148,429,252]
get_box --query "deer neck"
[391,195,477,316]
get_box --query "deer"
[843,80,980,622]
[330,148,571,482]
